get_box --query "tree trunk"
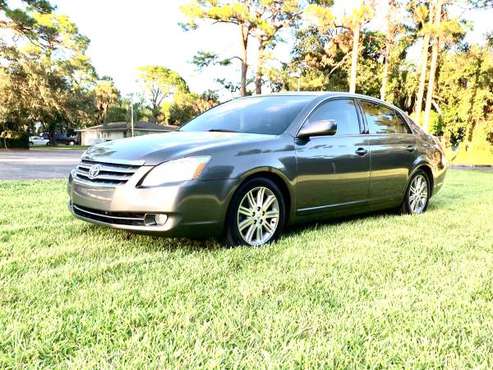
[255,39,266,95]
[380,0,395,101]
[240,25,249,97]
[415,2,434,124]
[465,51,483,147]
[349,21,360,93]
[423,0,442,132]
[380,42,390,101]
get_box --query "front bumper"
[68,167,237,237]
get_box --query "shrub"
[452,121,493,165]
[0,130,29,149]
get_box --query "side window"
[306,99,360,136]
[360,101,410,134]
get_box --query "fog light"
[144,213,168,226]
[154,214,168,226]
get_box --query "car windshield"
[180,96,313,135]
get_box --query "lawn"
[30,145,89,151]
[1,170,493,368]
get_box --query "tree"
[94,78,120,124]
[0,8,97,133]
[304,0,374,94]
[380,0,401,101]
[137,66,188,123]
[181,0,258,97]
[346,1,374,93]
[436,44,493,145]
[190,50,244,93]
[423,0,443,131]
[422,0,464,131]
[413,1,433,124]
[253,0,303,94]
[0,0,54,46]
[182,0,303,96]
[164,90,219,126]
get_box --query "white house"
[77,121,176,146]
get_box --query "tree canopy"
[0,0,492,160]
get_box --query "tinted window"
[180,96,313,135]
[360,101,410,134]
[306,99,360,136]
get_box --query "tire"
[29,142,33,147]
[401,170,430,214]
[69,141,75,146]
[225,177,286,247]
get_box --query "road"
[0,149,83,180]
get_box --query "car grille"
[75,159,141,185]
[72,204,146,226]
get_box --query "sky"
[50,0,493,99]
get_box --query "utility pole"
[130,103,134,137]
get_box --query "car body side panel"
[293,135,370,213]
[366,133,418,203]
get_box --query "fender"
[231,166,297,221]
[409,155,434,178]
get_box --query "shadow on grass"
[282,208,398,239]
[80,202,446,253]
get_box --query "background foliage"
[0,0,492,162]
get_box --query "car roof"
[247,91,409,116]
[252,91,384,102]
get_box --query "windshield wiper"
[207,129,239,133]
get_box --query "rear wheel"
[225,177,286,247]
[401,170,430,214]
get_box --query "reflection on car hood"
[82,131,275,165]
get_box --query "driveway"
[0,149,82,180]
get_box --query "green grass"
[1,170,493,368]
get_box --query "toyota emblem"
[88,164,101,179]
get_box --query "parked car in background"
[54,133,79,146]
[41,132,79,146]
[29,136,50,146]
[68,92,447,247]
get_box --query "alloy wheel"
[236,186,280,246]
[408,174,428,214]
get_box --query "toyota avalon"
[68,93,447,246]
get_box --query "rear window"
[180,96,313,135]
[360,101,411,134]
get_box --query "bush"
[0,130,29,149]
[452,121,493,165]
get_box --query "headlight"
[141,156,211,187]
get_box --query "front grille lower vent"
[74,159,140,185]
[72,204,146,226]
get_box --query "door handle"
[355,147,368,156]
[406,145,416,152]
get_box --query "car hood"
[82,131,276,165]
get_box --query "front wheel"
[225,177,286,247]
[401,170,430,214]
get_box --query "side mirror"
[298,119,337,138]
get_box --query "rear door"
[294,98,370,214]
[357,100,417,203]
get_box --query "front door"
[294,98,370,214]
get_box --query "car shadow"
[282,208,398,239]
[88,205,439,252]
